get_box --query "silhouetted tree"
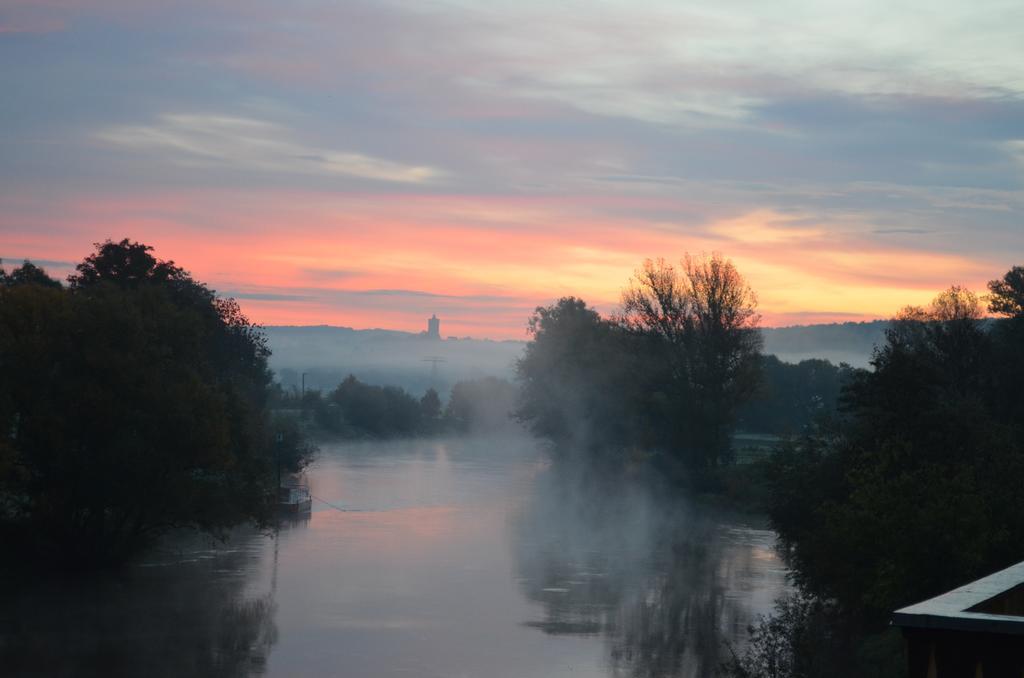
[319,375,423,437]
[987,266,1024,437]
[68,238,187,289]
[987,265,1024,318]
[0,240,279,567]
[621,253,762,468]
[0,260,62,288]
[773,286,1012,617]
[755,276,1024,676]
[419,388,442,432]
[516,297,644,450]
[517,257,767,471]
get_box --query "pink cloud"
[0,187,1010,338]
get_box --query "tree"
[731,281,1024,676]
[987,266,1024,433]
[620,253,762,469]
[0,260,62,288]
[762,282,1024,666]
[722,594,858,678]
[419,388,442,433]
[684,253,763,462]
[0,240,279,567]
[620,258,693,355]
[68,238,187,289]
[515,297,643,450]
[987,265,1024,317]
[324,375,423,437]
[69,238,272,406]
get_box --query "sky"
[1,0,1022,338]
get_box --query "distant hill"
[264,325,525,396]
[761,320,889,368]
[264,320,891,394]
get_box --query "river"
[0,435,789,677]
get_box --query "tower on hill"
[427,314,440,340]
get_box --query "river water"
[0,435,789,677]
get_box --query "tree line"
[726,266,1024,678]
[272,374,519,438]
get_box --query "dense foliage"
[516,254,765,472]
[282,375,519,438]
[515,297,645,450]
[0,260,63,289]
[729,267,1024,677]
[738,357,855,435]
[0,241,296,567]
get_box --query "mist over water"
[263,321,889,396]
[0,436,788,677]
[515,455,787,677]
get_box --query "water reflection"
[0,520,304,677]
[512,458,787,677]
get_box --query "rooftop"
[893,561,1024,635]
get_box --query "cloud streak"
[96,114,446,184]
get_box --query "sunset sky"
[2,0,1022,338]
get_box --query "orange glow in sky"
[2,190,1007,339]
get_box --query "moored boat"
[278,486,312,514]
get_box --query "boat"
[277,485,312,515]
